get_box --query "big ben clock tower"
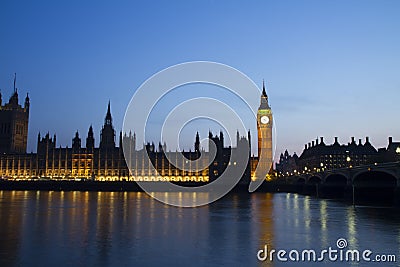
[257,81,273,178]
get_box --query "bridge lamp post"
[346,156,353,168]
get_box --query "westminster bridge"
[281,161,400,205]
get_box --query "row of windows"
[1,162,33,168]
[0,123,11,134]
[1,174,210,182]
[0,123,26,135]
[322,155,369,158]
[0,165,209,174]
[321,159,369,163]
[15,124,25,135]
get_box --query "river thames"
[0,190,398,266]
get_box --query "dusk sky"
[1,1,400,160]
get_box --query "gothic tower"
[86,125,95,151]
[0,73,30,153]
[195,131,200,153]
[257,81,273,176]
[72,130,81,152]
[100,101,115,150]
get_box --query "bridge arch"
[352,170,397,206]
[296,177,306,184]
[324,173,348,186]
[307,175,322,185]
[353,169,398,183]
[353,171,397,187]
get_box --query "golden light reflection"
[293,194,299,228]
[346,207,358,249]
[82,191,89,240]
[301,196,312,248]
[123,191,128,225]
[46,191,53,226]
[319,200,328,246]
[253,193,274,267]
[35,191,40,225]
[148,192,158,237]
[304,196,310,230]
[0,191,23,264]
[285,193,291,211]
[58,191,65,227]
[178,191,183,207]
[95,191,112,256]
[135,191,142,229]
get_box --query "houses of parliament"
[0,77,274,183]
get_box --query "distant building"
[0,83,272,182]
[276,136,377,175]
[0,102,253,182]
[376,137,400,163]
[0,74,30,154]
[275,150,299,176]
[276,136,400,176]
[208,130,253,184]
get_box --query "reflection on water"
[0,191,399,266]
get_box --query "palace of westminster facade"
[0,80,275,182]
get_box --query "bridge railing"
[278,161,400,179]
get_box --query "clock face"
[260,116,269,124]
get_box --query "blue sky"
[1,0,400,159]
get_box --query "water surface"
[0,191,399,266]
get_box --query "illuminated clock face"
[260,116,269,124]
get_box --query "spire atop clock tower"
[262,80,267,97]
[260,80,270,109]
